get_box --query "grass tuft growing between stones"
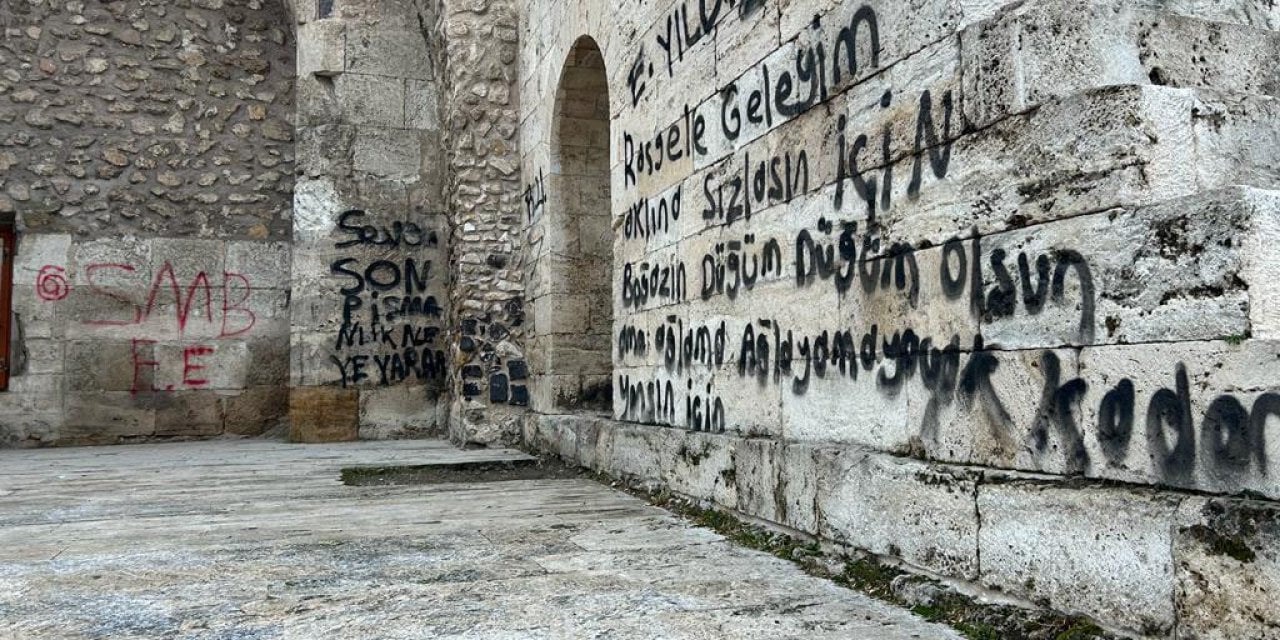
[340,458,581,486]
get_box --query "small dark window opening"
[0,222,13,391]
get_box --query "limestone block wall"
[0,0,295,445]
[286,0,451,442]
[516,0,1280,635]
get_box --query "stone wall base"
[525,414,1280,639]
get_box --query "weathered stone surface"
[980,187,1280,349]
[440,0,527,446]
[287,0,449,440]
[0,0,295,239]
[297,20,346,77]
[961,0,1280,128]
[981,479,1183,633]
[1174,497,1280,640]
[289,387,359,443]
[819,450,980,579]
[0,440,964,640]
[223,386,288,436]
[514,0,1280,633]
[0,0,1277,634]
[62,392,156,444]
[357,385,447,440]
[154,391,225,437]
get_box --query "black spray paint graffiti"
[623,104,708,190]
[688,218,1096,347]
[715,5,880,144]
[729,312,1278,487]
[698,11,883,208]
[523,168,547,222]
[661,318,728,373]
[733,322,1009,446]
[616,373,727,433]
[701,149,809,226]
[621,256,689,309]
[623,185,682,242]
[1120,364,1277,486]
[622,4,882,192]
[619,324,649,359]
[628,0,770,108]
[331,258,443,324]
[701,233,785,300]
[1028,351,1089,473]
[657,0,767,78]
[329,209,446,388]
[833,88,955,219]
[627,45,652,108]
[335,209,438,249]
[983,247,1095,343]
[735,319,978,401]
[793,219,920,305]
[1026,358,1280,486]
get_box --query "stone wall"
[3,0,1278,631]
[0,0,295,238]
[0,0,295,445]
[438,0,529,446]
[524,36,614,416]
[287,0,450,442]
[515,0,1280,636]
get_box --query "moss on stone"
[606,473,1122,640]
[1186,524,1257,563]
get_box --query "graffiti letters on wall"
[39,258,261,394]
[607,2,1278,494]
[329,209,446,388]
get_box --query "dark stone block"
[505,299,524,326]
[462,382,481,398]
[489,374,509,403]
[459,336,476,352]
[507,359,528,380]
[461,318,478,336]
[462,365,483,379]
[510,385,529,407]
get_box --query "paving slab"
[0,439,961,639]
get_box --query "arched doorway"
[534,36,613,414]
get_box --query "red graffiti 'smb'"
[83,261,257,337]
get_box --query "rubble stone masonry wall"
[516,0,1280,636]
[438,0,530,447]
[0,0,295,444]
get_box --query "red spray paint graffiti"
[79,262,257,336]
[35,265,69,301]
[41,262,261,395]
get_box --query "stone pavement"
[0,439,961,639]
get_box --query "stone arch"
[532,35,613,414]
